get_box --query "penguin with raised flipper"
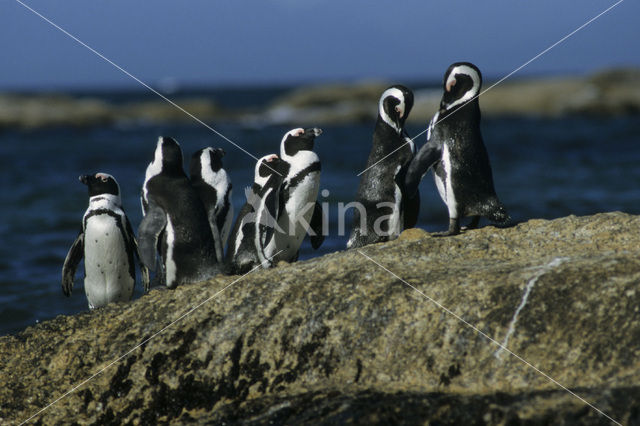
[404,62,509,236]
[268,128,325,263]
[138,137,220,288]
[226,154,288,274]
[190,147,233,263]
[347,85,419,249]
[62,173,149,309]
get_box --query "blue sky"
[1,0,638,90]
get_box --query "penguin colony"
[63,62,509,308]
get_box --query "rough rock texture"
[2,212,640,425]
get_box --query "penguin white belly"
[211,170,233,246]
[83,215,133,308]
[275,172,319,261]
[164,216,178,287]
[387,166,403,239]
[434,143,458,219]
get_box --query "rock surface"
[1,212,640,425]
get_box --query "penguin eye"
[100,176,108,182]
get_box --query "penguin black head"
[378,85,414,133]
[208,147,226,171]
[80,173,120,198]
[255,154,287,186]
[280,127,322,158]
[440,62,482,112]
[153,136,184,175]
[190,147,225,179]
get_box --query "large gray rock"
[1,212,639,425]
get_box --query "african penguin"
[62,173,149,309]
[404,62,509,236]
[267,127,325,263]
[226,154,288,274]
[347,85,419,249]
[190,147,233,263]
[138,136,221,288]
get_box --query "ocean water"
[1,91,639,336]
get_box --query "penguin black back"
[348,85,419,248]
[138,137,220,288]
[404,62,509,235]
[190,147,234,263]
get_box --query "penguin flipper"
[404,140,441,197]
[258,186,281,251]
[403,191,420,229]
[62,231,84,296]
[309,202,325,250]
[125,217,150,293]
[138,203,167,272]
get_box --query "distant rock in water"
[1,68,639,129]
[0,94,223,129]
[263,68,640,125]
[1,212,640,424]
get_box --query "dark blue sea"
[1,88,639,336]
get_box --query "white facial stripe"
[145,138,164,182]
[142,139,164,206]
[379,87,405,134]
[444,65,481,110]
[254,155,276,187]
[279,128,305,159]
[200,148,216,184]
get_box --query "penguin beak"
[305,128,322,138]
[79,175,91,185]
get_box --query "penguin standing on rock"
[268,128,325,263]
[226,154,288,274]
[190,147,233,263]
[347,85,419,249]
[62,173,149,309]
[138,137,220,288]
[404,62,509,236]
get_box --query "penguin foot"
[461,216,480,231]
[433,218,461,237]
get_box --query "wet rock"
[1,212,639,424]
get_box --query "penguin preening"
[267,127,325,263]
[62,173,149,309]
[347,85,419,249]
[190,147,233,263]
[404,62,509,236]
[226,154,288,274]
[138,137,220,288]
